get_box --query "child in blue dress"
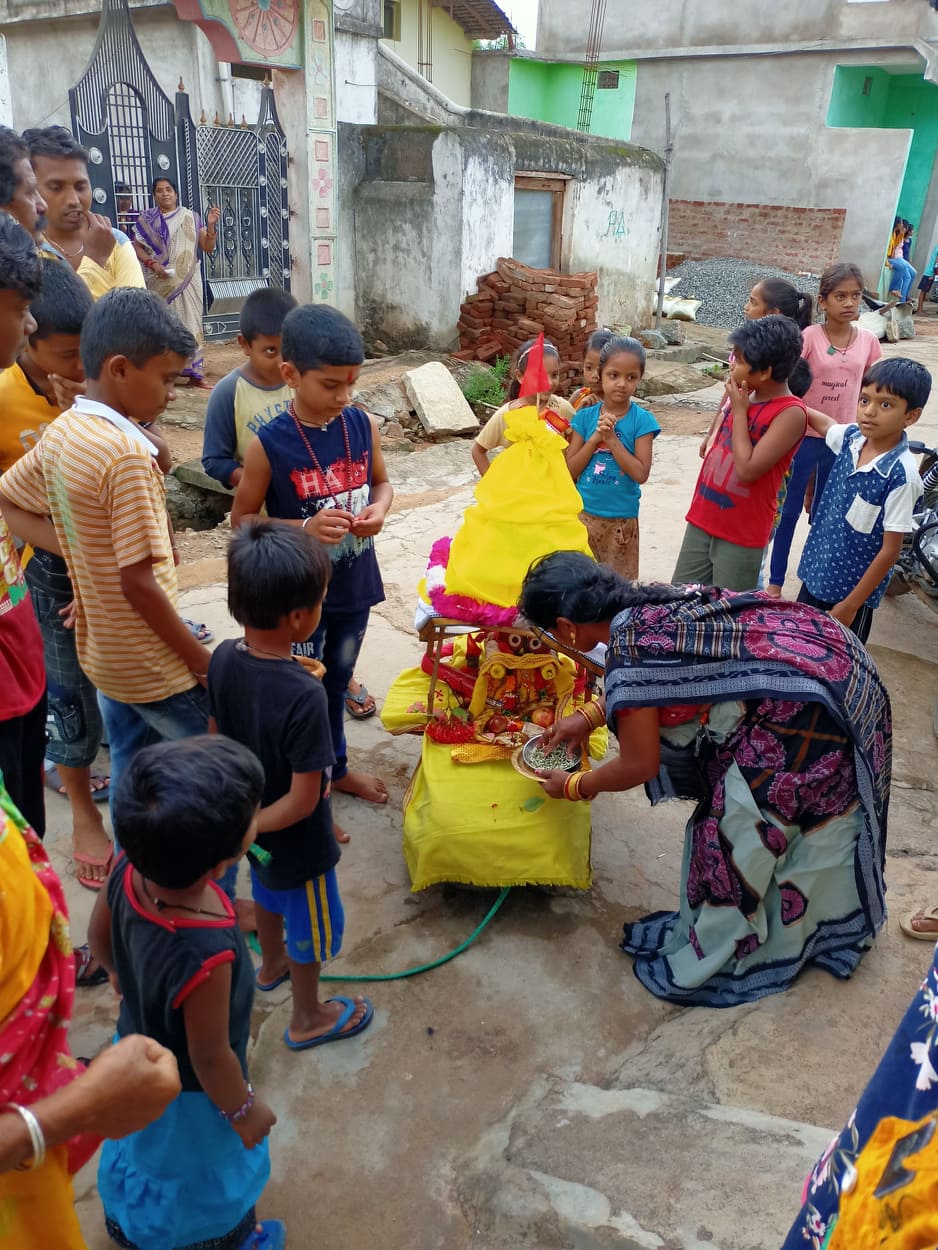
[89,736,283,1250]
[565,335,660,580]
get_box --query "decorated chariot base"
[381,391,606,890]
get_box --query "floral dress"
[783,946,938,1248]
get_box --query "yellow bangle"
[575,701,604,731]
[563,771,593,802]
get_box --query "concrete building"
[336,14,663,350]
[482,0,938,284]
[379,0,514,108]
[0,0,262,133]
[0,0,664,348]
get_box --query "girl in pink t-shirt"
[767,263,882,595]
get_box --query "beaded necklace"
[289,401,354,513]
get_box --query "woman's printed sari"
[134,206,205,380]
[0,783,95,1249]
[607,592,890,1007]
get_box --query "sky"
[502,0,539,48]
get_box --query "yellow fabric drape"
[445,405,590,608]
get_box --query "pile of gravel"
[666,258,820,329]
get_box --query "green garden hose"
[321,886,510,982]
[246,883,511,982]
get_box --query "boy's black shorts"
[797,585,873,644]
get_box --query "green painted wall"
[827,65,938,233]
[507,58,636,141]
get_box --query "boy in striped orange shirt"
[0,288,210,794]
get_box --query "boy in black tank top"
[230,305,393,810]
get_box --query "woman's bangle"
[562,771,593,802]
[574,701,604,731]
[3,1103,46,1171]
[219,1082,255,1123]
[301,516,314,531]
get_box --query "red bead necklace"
[289,401,354,513]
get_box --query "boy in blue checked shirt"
[797,357,930,642]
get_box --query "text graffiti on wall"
[605,210,628,239]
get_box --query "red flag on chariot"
[519,332,551,399]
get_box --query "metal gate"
[68,0,180,227]
[198,90,291,341]
[68,0,290,339]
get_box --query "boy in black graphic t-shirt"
[208,521,374,1050]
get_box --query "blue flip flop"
[240,1220,286,1250]
[282,995,374,1051]
[255,968,291,992]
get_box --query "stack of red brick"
[454,257,598,390]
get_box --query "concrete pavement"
[60,328,938,1249]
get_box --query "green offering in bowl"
[521,736,580,774]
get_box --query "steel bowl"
[521,735,581,775]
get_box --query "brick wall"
[668,200,846,274]
[455,257,598,391]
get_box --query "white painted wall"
[564,163,662,329]
[0,35,10,127]
[346,124,663,348]
[3,8,229,131]
[815,126,912,282]
[460,137,515,296]
[335,29,377,125]
[272,67,312,304]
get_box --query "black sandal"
[74,943,109,988]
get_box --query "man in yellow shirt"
[24,126,145,300]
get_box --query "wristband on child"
[219,1082,255,1123]
[3,1103,46,1171]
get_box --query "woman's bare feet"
[334,821,351,844]
[765,585,783,599]
[333,770,388,804]
[286,995,370,1046]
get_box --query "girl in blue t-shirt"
[565,335,660,580]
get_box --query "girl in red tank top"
[673,315,807,591]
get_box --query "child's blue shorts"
[251,868,345,964]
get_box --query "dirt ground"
[57,312,938,1250]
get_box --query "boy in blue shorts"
[208,520,374,1050]
[201,287,297,489]
[797,357,930,642]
